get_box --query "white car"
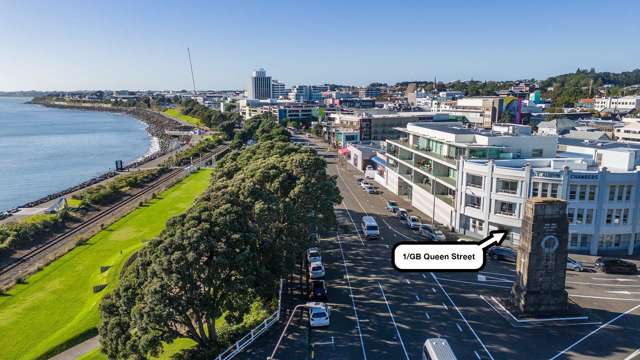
[419,224,446,241]
[567,257,583,272]
[407,216,421,230]
[308,302,330,327]
[397,208,408,221]
[364,185,376,194]
[308,261,325,279]
[307,247,322,264]
[360,181,371,189]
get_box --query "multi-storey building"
[271,80,286,98]
[378,122,640,255]
[593,96,640,112]
[248,68,272,100]
[329,111,450,141]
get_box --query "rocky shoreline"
[3,100,191,213]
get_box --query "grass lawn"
[164,108,207,128]
[0,169,212,360]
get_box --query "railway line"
[0,144,228,287]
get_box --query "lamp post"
[267,303,313,360]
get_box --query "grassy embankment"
[164,108,207,128]
[0,169,212,360]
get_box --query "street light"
[267,302,315,360]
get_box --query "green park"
[0,169,212,360]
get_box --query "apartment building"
[594,96,640,112]
[329,111,450,141]
[378,122,640,255]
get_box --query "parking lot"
[241,134,640,360]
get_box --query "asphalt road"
[240,134,640,360]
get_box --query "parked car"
[386,200,400,213]
[407,216,421,230]
[594,258,638,274]
[419,224,446,241]
[456,236,478,243]
[307,247,322,264]
[488,246,517,262]
[397,208,408,221]
[566,257,584,272]
[360,181,371,189]
[364,185,377,194]
[309,280,328,301]
[308,261,326,279]
[308,302,330,327]
[366,165,374,171]
[356,177,364,185]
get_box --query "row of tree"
[178,100,242,139]
[99,115,342,359]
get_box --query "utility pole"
[187,47,197,96]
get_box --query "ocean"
[0,97,154,211]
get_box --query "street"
[241,134,640,360]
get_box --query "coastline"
[3,100,191,213]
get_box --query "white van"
[361,216,380,239]
[422,338,457,360]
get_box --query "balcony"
[392,139,456,166]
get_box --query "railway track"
[0,145,228,284]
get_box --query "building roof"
[537,118,577,130]
[559,137,640,150]
[563,130,610,141]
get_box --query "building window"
[540,183,549,197]
[623,209,630,224]
[532,182,539,197]
[625,185,633,201]
[581,234,592,249]
[465,194,481,209]
[578,185,587,201]
[615,209,622,224]
[606,209,613,224]
[495,200,517,217]
[609,185,616,201]
[466,174,483,189]
[550,184,559,198]
[586,209,594,224]
[617,186,624,201]
[569,184,577,200]
[570,233,579,247]
[532,148,543,157]
[471,218,484,233]
[588,185,597,201]
[567,208,575,223]
[576,209,585,224]
[497,179,518,194]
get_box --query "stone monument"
[510,198,569,314]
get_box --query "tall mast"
[187,47,197,96]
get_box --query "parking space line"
[474,350,481,359]
[549,304,640,360]
[337,232,368,360]
[624,348,640,360]
[415,294,421,301]
[432,273,495,360]
[422,273,427,279]
[568,294,640,302]
[442,302,449,311]
[377,281,411,360]
[436,277,512,289]
[456,323,463,332]
[425,312,430,319]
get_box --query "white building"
[378,122,640,255]
[248,68,272,100]
[271,80,286,99]
[615,122,640,143]
[593,96,640,112]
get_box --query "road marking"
[386,244,390,249]
[549,304,640,360]
[380,218,416,241]
[624,348,640,360]
[607,290,640,295]
[422,273,427,279]
[442,302,449,310]
[406,279,411,285]
[477,274,512,283]
[431,273,495,360]
[592,277,638,282]
[436,277,512,289]
[425,312,430,320]
[336,232,368,360]
[341,202,365,248]
[481,296,589,322]
[335,165,369,217]
[415,294,421,301]
[568,294,640,302]
[480,271,516,278]
[474,350,481,359]
[432,287,437,293]
[568,281,640,288]
[456,323,463,332]
[378,281,411,360]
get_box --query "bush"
[0,211,68,250]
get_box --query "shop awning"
[371,156,386,167]
[338,148,350,155]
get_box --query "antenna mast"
[187,47,197,96]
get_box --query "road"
[240,134,640,360]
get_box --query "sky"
[1,0,639,91]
